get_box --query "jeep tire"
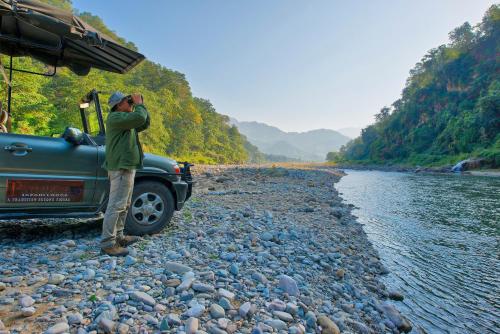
[125,181,175,235]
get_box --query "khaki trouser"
[100,169,136,248]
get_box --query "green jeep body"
[0,89,193,235]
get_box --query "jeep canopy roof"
[0,0,144,75]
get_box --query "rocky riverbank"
[0,166,411,334]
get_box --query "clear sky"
[73,0,496,132]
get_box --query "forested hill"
[0,0,251,164]
[338,5,499,167]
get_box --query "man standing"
[100,92,150,256]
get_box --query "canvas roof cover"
[0,0,145,75]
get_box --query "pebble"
[45,322,70,334]
[98,318,116,333]
[165,261,193,274]
[185,317,199,334]
[67,312,83,325]
[218,288,235,300]
[185,303,205,317]
[47,273,65,285]
[317,315,340,334]
[239,302,253,318]
[273,310,294,322]
[278,275,299,296]
[210,304,225,318]
[21,306,36,317]
[124,255,137,266]
[19,295,35,308]
[192,282,215,293]
[129,291,156,306]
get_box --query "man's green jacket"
[103,104,150,171]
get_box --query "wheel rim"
[131,192,164,226]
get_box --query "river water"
[336,170,499,334]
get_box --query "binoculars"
[126,94,144,105]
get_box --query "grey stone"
[117,323,130,334]
[264,319,287,331]
[19,295,35,308]
[124,256,137,266]
[192,282,215,293]
[98,318,116,334]
[210,304,225,319]
[239,302,253,318]
[167,313,182,326]
[82,268,96,280]
[176,277,195,292]
[218,288,235,300]
[185,303,205,317]
[47,273,65,285]
[67,312,83,325]
[185,317,199,334]
[21,306,36,317]
[278,275,299,296]
[273,310,294,322]
[251,272,268,284]
[218,297,233,310]
[165,261,193,274]
[45,322,70,334]
[129,291,156,306]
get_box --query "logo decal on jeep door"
[6,180,84,203]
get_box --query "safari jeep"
[0,0,193,235]
[0,89,193,235]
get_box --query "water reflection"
[337,171,500,334]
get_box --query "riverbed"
[336,170,500,334]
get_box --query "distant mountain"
[336,127,362,139]
[230,119,351,161]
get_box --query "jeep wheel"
[125,181,175,235]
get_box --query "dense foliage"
[334,5,500,167]
[0,0,252,164]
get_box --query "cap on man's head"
[108,91,127,110]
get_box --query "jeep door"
[0,132,98,214]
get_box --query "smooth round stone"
[67,312,83,325]
[210,304,225,319]
[129,291,156,306]
[19,295,35,308]
[21,306,36,317]
[278,275,299,296]
[273,310,294,322]
[185,317,199,334]
[165,261,193,274]
[185,304,205,317]
[192,282,215,293]
[45,322,70,334]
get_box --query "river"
[336,170,500,334]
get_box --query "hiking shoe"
[101,245,129,257]
[117,235,141,247]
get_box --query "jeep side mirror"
[62,127,84,145]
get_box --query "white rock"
[19,295,35,308]
[218,288,235,300]
[129,291,156,306]
[165,261,192,274]
[21,306,36,317]
[278,275,299,296]
[45,322,70,334]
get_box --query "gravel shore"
[0,166,411,334]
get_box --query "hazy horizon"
[74,0,496,133]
